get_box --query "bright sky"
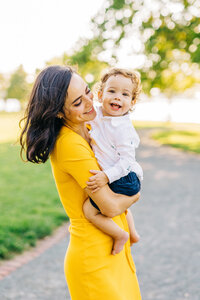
[0,0,104,74]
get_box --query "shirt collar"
[97,106,130,127]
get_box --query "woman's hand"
[86,170,109,193]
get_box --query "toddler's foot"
[130,232,140,245]
[112,231,129,255]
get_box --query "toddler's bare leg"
[126,209,140,245]
[83,198,129,255]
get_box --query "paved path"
[133,130,200,300]
[0,236,70,300]
[0,129,199,299]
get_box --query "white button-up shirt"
[88,106,143,183]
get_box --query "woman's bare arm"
[85,185,140,218]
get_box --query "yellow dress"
[50,126,141,300]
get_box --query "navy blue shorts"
[90,171,141,211]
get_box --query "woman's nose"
[84,93,93,106]
[87,91,94,101]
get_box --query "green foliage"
[70,40,99,65]
[141,6,200,95]
[110,0,125,10]
[6,65,29,102]
[0,142,67,259]
[45,39,109,89]
[75,0,200,95]
[69,39,108,86]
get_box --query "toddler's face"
[99,75,134,117]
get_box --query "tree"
[140,0,200,95]
[68,40,109,87]
[6,65,29,102]
[75,0,200,96]
[45,43,108,89]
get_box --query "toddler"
[83,68,143,255]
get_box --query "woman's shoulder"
[58,126,87,144]
[56,126,93,156]
[51,126,99,177]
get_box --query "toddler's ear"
[131,98,136,107]
[98,91,103,103]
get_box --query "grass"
[152,130,200,154]
[133,120,200,132]
[133,120,200,154]
[0,111,24,143]
[0,141,67,260]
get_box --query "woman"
[20,65,141,300]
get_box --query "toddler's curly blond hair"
[96,68,142,107]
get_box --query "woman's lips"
[85,106,94,114]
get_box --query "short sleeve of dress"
[57,131,100,189]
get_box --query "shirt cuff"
[104,167,121,184]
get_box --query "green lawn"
[152,129,200,154]
[0,141,67,260]
[0,111,23,143]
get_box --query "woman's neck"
[65,121,90,143]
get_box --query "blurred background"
[0,0,200,284]
[0,0,200,123]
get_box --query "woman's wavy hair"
[20,65,74,163]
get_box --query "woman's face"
[63,73,96,125]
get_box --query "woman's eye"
[86,88,91,94]
[74,101,82,107]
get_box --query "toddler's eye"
[123,93,129,96]
[109,90,115,93]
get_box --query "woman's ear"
[98,91,103,103]
[57,112,64,119]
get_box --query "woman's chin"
[86,109,96,120]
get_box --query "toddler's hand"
[86,170,109,193]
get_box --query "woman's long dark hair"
[20,65,74,163]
